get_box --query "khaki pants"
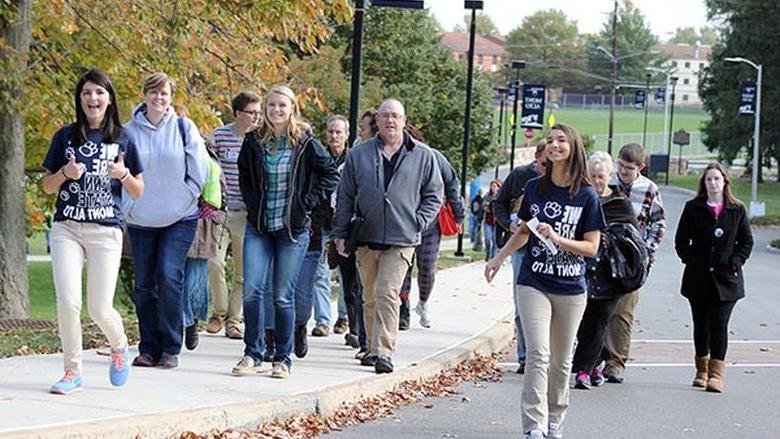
[356,246,414,358]
[207,210,246,328]
[50,221,127,372]
[604,289,640,373]
[516,285,586,434]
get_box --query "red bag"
[438,202,459,236]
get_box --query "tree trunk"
[0,0,32,318]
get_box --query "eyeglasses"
[617,161,639,172]
[238,110,262,116]
[378,112,405,121]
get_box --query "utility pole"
[642,73,651,147]
[607,0,618,155]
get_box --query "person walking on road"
[206,91,262,340]
[602,142,665,384]
[674,162,753,393]
[571,151,638,390]
[124,72,208,370]
[485,123,605,439]
[42,69,144,395]
[493,141,547,374]
[482,179,502,261]
[233,85,338,379]
[333,98,443,374]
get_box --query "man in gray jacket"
[333,98,443,374]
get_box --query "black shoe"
[345,333,360,349]
[157,353,179,369]
[294,324,308,358]
[355,346,370,360]
[185,322,199,351]
[360,352,377,367]
[604,368,624,384]
[263,329,276,362]
[132,353,156,367]
[399,298,410,331]
[516,361,525,374]
[375,356,394,374]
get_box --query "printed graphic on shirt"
[528,202,585,278]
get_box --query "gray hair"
[588,151,614,175]
[327,114,349,132]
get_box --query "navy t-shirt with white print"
[517,176,606,295]
[42,125,142,227]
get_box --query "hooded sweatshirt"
[123,103,208,227]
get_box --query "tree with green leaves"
[587,0,666,85]
[462,12,500,36]
[670,25,719,45]
[504,9,587,89]
[700,0,780,181]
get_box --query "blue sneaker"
[50,370,82,395]
[109,347,130,387]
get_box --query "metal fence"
[557,93,703,111]
[591,131,714,158]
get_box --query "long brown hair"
[697,162,741,205]
[540,123,590,198]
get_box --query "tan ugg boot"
[706,359,725,393]
[693,356,709,388]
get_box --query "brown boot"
[693,355,709,388]
[706,358,725,393]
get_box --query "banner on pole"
[739,81,756,115]
[634,90,646,109]
[521,84,545,129]
[655,87,666,103]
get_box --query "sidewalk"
[0,260,515,438]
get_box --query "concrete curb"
[6,312,515,439]
[766,244,780,255]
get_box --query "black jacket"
[237,130,339,240]
[493,162,539,232]
[674,196,753,301]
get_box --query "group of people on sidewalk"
[42,69,463,395]
[484,125,754,438]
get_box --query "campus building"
[440,31,506,72]
[655,42,712,106]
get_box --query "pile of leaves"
[180,353,503,439]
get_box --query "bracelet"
[120,169,130,182]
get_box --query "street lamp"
[725,56,764,217]
[494,86,509,179]
[665,76,678,186]
[646,67,675,156]
[455,0,484,257]
[642,72,651,147]
[506,60,526,170]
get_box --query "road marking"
[628,363,780,367]
[632,339,780,344]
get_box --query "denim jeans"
[512,249,527,362]
[129,219,197,359]
[183,257,209,328]
[242,225,309,366]
[484,223,497,259]
[311,234,332,326]
[294,247,326,326]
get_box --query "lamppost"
[455,0,484,257]
[725,56,764,217]
[646,67,674,156]
[494,86,509,179]
[346,0,424,147]
[507,60,526,170]
[665,76,678,186]
[642,72,651,147]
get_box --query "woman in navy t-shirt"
[41,69,144,395]
[485,123,605,439]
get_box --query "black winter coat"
[238,130,339,240]
[674,197,753,302]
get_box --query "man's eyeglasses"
[238,109,261,116]
[378,112,404,121]
[617,161,639,172]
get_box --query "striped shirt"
[210,124,245,211]
[610,173,666,259]
[263,136,293,232]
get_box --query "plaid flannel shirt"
[263,136,293,232]
[611,174,666,260]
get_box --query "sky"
[426,0,713,39]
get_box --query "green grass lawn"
[549,107,709,137]
[669,174,780,218]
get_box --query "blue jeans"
[242,226,309,366]
[183,258,209,327]
[129,219,197,359]
[512,249,527,362]
[311,235,332,326]
[484,223,497,259]
[294,245,330,326]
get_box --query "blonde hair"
[259,85,310,146]
[588,151,615,175]
[142,72,176,95]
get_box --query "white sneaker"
[271,362,290,379]
[414,301,431,328]
[525,429,545,439]
[231,356,266,376]
[548,422,563,439]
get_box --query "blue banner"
[635,90,646,109]
[739,81,756,115]
[655,87,666,103]
[520,84,545,129]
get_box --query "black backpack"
[586,222,649,298]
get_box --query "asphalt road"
[328,188,780,439]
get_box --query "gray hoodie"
[333,134,443,247]
[123,104,208,228]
